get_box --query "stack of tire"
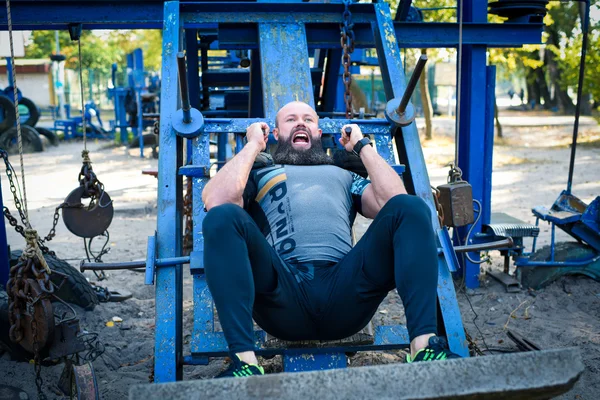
[0,89,59,154]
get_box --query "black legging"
[203,194,439,354]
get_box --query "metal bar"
[133,48,145,158]
[395,0,413,22]
[154,0,182,383]
[200,118,391,135]
[320,49,342,112]
[177,52,191,123]
[397,54,427,113]
[482,66,496,226]
[566,0,590,194]
[372,1,468,358]
[217,22,543,49]
[452,238,513,253]
[456,0,488,289]
[80,256,190,272]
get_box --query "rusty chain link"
[6,229,52,400]
[79,150,106,201]
[447,163,464,183]
[183,178,193,256]
[431,186,445,227]
[1,149,66,256]
[340,0,355,119]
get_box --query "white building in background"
[0,58,53,109]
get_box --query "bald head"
[275,101,319,129]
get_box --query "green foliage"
[25,29,163,74]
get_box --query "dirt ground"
[1,111,599,399]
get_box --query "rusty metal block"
[437,181,474,227]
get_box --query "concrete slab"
[129,348,583,400]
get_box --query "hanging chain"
[1,149,64,255]
[78,39,87,151]
[447,162,464,183]
[183,178,193,256]
[5,0,30,228]
[340,0,355,119]
[6,230,52,400]
[431,186,445,227]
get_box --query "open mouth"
[292,131,310,145]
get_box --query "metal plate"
[62,186,114,238]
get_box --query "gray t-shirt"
[243,164,371,264]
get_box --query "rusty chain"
[340,0,355,119]
[79,149,106,201]
[431,186,445,227]
[1,149,66,256]
[447,163,464,183]
[183,178,193,256]
[6,229,52,400]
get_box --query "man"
[202,101,459,378]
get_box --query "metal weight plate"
[62,186,114,238]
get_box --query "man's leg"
[203,203,311,365]
[321,194,439,357]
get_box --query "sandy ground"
[0,112,599,399]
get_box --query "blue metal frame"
[454,0,489,289]
[0,0,547,382]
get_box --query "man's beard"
[273,135,333,166]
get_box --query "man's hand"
[247,122,270,151]
[339,124,363,153]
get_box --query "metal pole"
[566,0,590,194]
[396,54,427,114]
[177,52,191,123]
[5,57,13,85]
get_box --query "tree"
[25,29,162,74]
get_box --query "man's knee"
[384,194,433,225]
[203,203,248,238]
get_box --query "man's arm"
[339,124,406,218]
[202,122,269,211]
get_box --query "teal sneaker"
[406,336,461,363]
[216,355,265,378]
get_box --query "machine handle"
[177,52,191,123]
[397,54,427,114]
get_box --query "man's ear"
[272,128,279,141]
[317,128,323,137]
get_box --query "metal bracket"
[68,23,82,41]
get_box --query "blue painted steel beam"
[215,23,543,49]
[154,1,183,383]
[200,118,392,135]
[456,1,488,289]
[0,2,542,49]
[190,323,409,357]
[371,1,468,358]
[483,66,497,226]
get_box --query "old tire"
[19,97,40,127]
[0,125,44,154]
[35,127,60,146]
[11,250,99,310]
[0,95,16,132]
